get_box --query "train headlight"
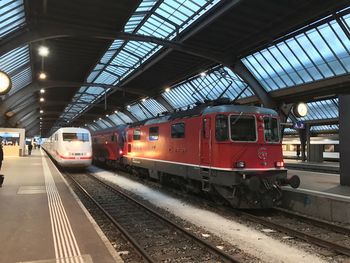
[275,161,284,168]
[235,161,245,168]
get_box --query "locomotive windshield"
[264,117,280,142]
[63,133,90,142]
[230,115,256,142]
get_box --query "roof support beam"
[9,104,39,126]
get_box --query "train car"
[91,125,126,168]
[42,127,92,168]
[282,136,339,161]
[122,103,299,208]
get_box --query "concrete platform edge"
[46,154,124,263]
[281,188,350,224]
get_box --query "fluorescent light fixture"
[40,97,44,102]
[39,72,47,80]
[40,89,45,93]
[38,46,49,57]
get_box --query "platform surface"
[0,149,119,263]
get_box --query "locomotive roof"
[135,104,278,127]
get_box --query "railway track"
[65,171,243,263]
[238,208,350,257]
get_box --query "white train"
[42,127,92,168]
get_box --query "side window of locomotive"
[230,115,256,142]
[215,114,228,141]
[264,117,280,143]
[133,129,141,140]
[171,123,185,138]
[149,127,159,141]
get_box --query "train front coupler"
[278,175,301,189]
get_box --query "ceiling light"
[165,87,171,92]
[93,120,96,122]
[40,89,45,94]
[39,72,47,80]
[40,117,42,120]
[40,110,44,114]
[99,117,102,120]
[200,72,207,77]
[38,46,49,57]
[0,71,12,95]
[114,110,118,114]
[106,114,109,117]
[127,105,131,108]
[40,97,44,102]
[142,98,146,102]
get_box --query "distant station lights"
[40,110,44,114]
[40,97,45,102]
[293,102,308,118]
[38,46,49,57]
[0,71,12,95]
[200,71,207,77]
[40,89,45,94]
[165,87,171,92]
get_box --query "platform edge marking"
[41,151,84,263]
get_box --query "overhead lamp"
[40,89,45,94]
[127,105,131,108]
[165,87,171,92]
[93,120,96,122]
[114,110,118,114]
[99,117,102,120]
[106,114,109,117]
[40,97,45,102]
[200,71,207,77]
[0,71,12,95]
[39,72,47,80]
[142,98,146,102]
[40,117,42,120]
[38,46,49,57]
[40,110,44,114]
[293,102,308,118]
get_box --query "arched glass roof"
[59,0,222,125]
[242,8,350,91]
[0,0,26,39]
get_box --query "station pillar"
[339,95,350,186]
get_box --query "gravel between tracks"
[88,166,329,263]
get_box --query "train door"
[200,117,211,165]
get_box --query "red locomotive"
[92,101,300,208]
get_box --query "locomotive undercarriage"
[124,157,300,209]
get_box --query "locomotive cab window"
[149,127,159,141]
[230,115,256,142]
[171,123,185,138]
[133,129,141,140]
[216,114,228,141]
[62,133,89,142]
[264,117,280,143]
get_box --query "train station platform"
[284,159,340,174]
[283,168,350,224]
[0,149,120,263]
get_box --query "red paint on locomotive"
[92,104,299,208]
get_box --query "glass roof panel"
[96,120,108,129]
[108,114,125,125]
[162,66,253,109]
[141,98,168,116]
[242,12,350,91]
[0,0,26,38]
[0,45,32,95]
[58,0,222,127]
[299,99,338,121]
[127,103,154,121]
[310,124,339,132]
